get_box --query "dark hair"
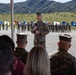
[0,35,15,50]
[0,40,14,74]
[36,12,41,16]
[24,45,50,75]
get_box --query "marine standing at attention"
[50,34,76,75]
[14,33,28,64]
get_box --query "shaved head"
[58,40,71,51]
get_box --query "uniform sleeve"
[40,23,49,36]
[31,23,35,34]
[71,58,76,75]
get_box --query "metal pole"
[10,0,14,41]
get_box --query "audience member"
[0,35,14,50]
[50,34,76,75]
[13,57,25,75]
[14,33,28,64]
[0,35,25,75]
[24,45,50,75]
[0,40,14,75]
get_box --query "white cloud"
[0,0,72,3]
[54,0,71,3]
[0,0,26,3]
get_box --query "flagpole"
[10,0,14,41]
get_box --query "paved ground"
[0,28,76,57]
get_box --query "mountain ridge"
[0,0,76,14]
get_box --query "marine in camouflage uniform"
[50,34,76,75]
[15,47,28,64]
[14,33,28,64]
[31,12,49,48]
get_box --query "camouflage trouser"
[34,42,46,48]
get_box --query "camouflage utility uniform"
[14,48,28,64]
[50,49,76,75]
[31,20,49,48]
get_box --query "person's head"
[0,40,14,75]
[0,35,15,50]
[36,12,42,22]
[0,35,20,74]
[24,45,50,75]
[16,33,27,48]
[57,34,72,51]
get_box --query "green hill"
[0,0,76,13]
[0,12,76,24]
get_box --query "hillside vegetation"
[0,12,76,24]
[0,0,76,13]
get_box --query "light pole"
[10,0,14,41]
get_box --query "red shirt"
[13,58,25,75]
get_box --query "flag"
[54,21,60,26]
[0,21,2,25]
[71,22,76,26]
[62,21,68,26]
[23,21,27,25]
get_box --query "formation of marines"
[13,20,33,32]
[0,22,71,33]
[0,22,9,30]
[49,24,71,32]
[15,21,71,33]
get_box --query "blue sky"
[0,0,72,3]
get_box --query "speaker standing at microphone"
[31,12,49,48]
